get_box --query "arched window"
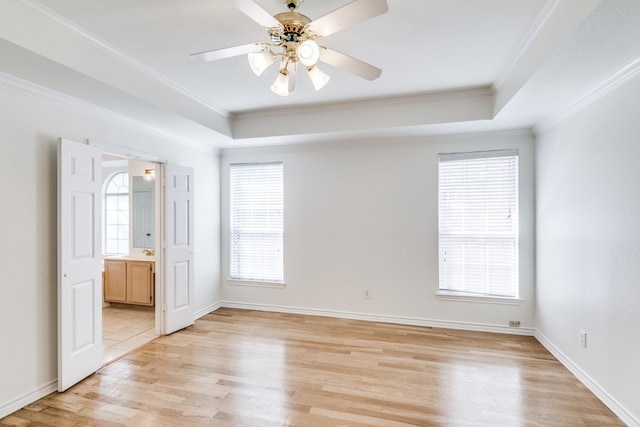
[104,171,129,255]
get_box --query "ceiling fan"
[190,0,389,96]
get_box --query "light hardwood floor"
[1,308,624,426]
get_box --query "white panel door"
[57,138,102,391]
[164,164,195,334]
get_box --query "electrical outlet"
[579,330,587,348]
[364,290,371,299]
[508,320,521,328]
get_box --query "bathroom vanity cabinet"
[104,258,155,306]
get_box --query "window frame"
[103,170,130,256]
[228,161,285,287]
[437,149,522,303]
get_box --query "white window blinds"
[230,162,284,283]
[438,150,519,297]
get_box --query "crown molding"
[494,0,561,90]
[492,0,602,116]
[0,70,218,153]
[534,55,640,134]
[19,0,230,119]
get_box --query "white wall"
[536,76,640,424]
[0,85,221,416]
[221,131,535,331]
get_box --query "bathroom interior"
[101,154,160,364]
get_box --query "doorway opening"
[100,153,161,365]
[59,138,194,391]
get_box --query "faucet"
[143,249,155,256]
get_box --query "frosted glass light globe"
[297,40,320,67]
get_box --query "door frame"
[91,140,168,335]
[59,139,198,390]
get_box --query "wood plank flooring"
[1,308,625,426]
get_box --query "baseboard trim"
[535,331,639,427]
[220,301,535,336]
[194,302,222,320]
[0,380,57,419]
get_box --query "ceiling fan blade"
[306,0,388,38]
[233,0,282,28]
[190,43,261,62]
[319,47,382,81]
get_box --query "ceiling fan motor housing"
[272,12,312,44]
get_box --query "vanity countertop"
[104,255,155,262]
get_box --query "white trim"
[101,159,128,168]
[227,279,286,289]
[0,380,57,419]
[535,331,640,427]
[220,301,535,336]
[90,140,168,164]
[439,148,519,162]
[535,55,640,134]
[436,292,524,306]
[0,71,217,154]
[19,0,229,119]
[494,0,561,89]
[194,302,222,320]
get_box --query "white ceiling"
[1,0,639,148]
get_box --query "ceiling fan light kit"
[190,0,388,96]
[271,68,291,96]
[307,65,330,91]
[248,48,276,76]
[297,40,320,67]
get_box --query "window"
[104,171,129,255]
[438,150,519,298]
[230,162,284,283]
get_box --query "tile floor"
[102,303,156,365]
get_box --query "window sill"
[436,292,523,305]
[228,279,286,289]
